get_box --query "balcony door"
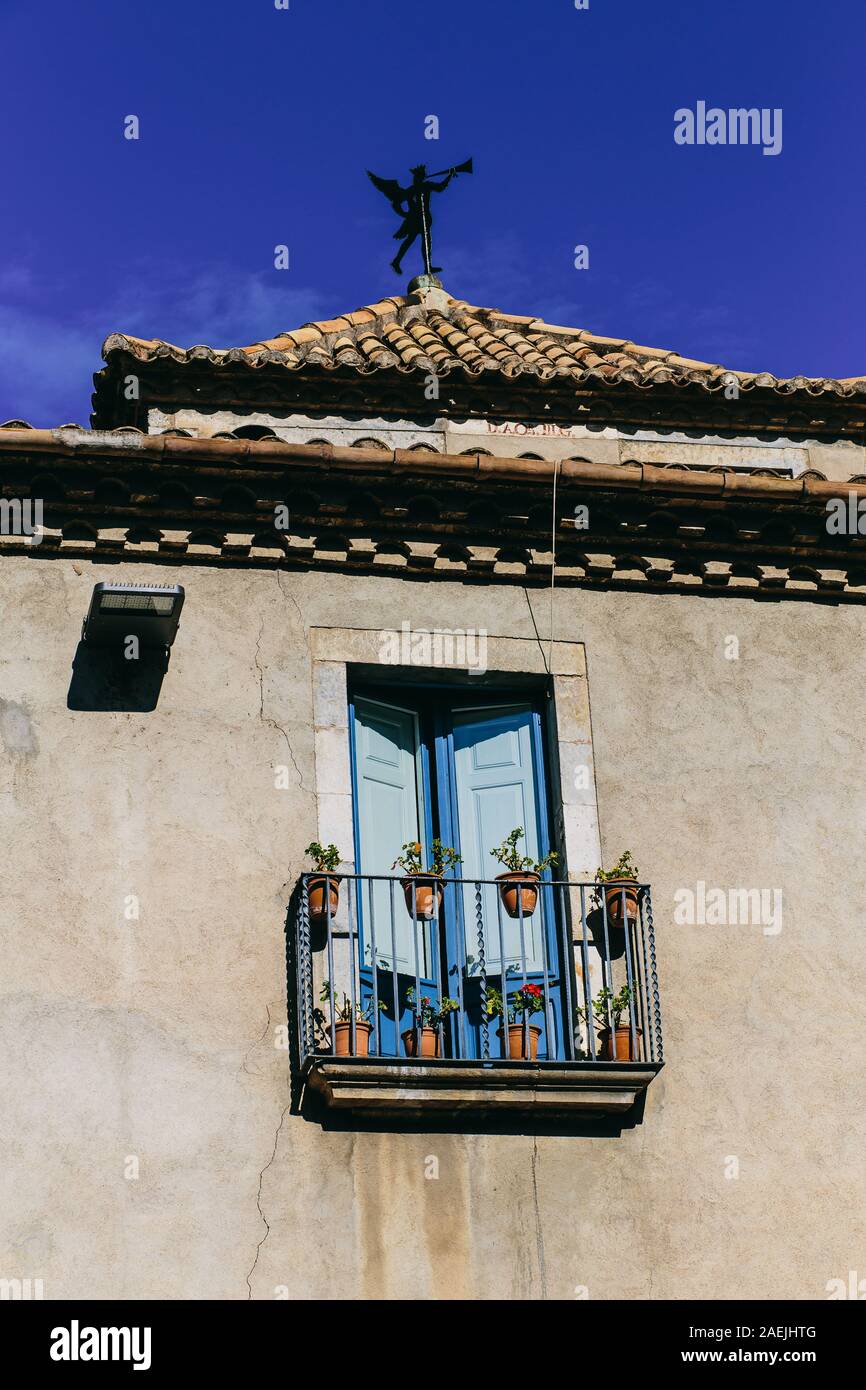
[350,683,564,1058]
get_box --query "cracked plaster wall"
[0,556,864,1300]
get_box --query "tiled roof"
[101,284,866,398]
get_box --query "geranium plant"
[405,986,459,1028]
[485,979,545,1022]
[490,827,558,875]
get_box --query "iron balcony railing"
[294,873,663,1066]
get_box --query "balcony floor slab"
[303,1057,662,1114]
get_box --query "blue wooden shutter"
[352,695,430,976]
[452,703,546,974]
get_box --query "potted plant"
[304,841,342,924]
[578,984,640,1060]
[490,827,558,918]
[319,980,386,1057]
[392,838,462,920]
[486,979,545,1059]
[401,987,459,1058]
[595,851,640,928]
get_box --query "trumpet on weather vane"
[366,158,473,279]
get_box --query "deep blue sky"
[1,0,863,424]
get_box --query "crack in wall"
[276,568,305,635]
[254,616,311,794]
[531,1135,548,1299]
[245,1100,290,1299]
[240,1004,272,1077]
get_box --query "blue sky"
[1,0,863,424]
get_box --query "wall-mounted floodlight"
[81,583,185,654]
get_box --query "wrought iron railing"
[294,873,663,1066]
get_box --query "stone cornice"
[2,427,866,600]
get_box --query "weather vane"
[367,158,473,280]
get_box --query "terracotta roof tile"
[101,286,866,399]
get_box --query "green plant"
[490,827,558,875]
[392,838,462,876]
[577,984,634,1032]
[486,978,545,1023]
[405,986,459,1028]
[305,841,341,873]
[319,980,386,1024]
[595,851,639,883]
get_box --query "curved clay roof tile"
[97,289,865,399]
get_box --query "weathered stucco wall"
[1,555,864,1299]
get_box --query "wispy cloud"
[0,263,328,426]
[0,307,98,426]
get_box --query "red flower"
[524,983,542,996]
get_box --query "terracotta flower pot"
[603,878,639,928]
[332,1019,372,1057]
[496,871,540,919]
[497,1022,542,1060]
[598,1024,641,1061]
[308,874,340,924]
[402,875,443,921]
[402,1025,439,1058]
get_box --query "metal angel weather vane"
[367,158,473,278]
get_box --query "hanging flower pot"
[304,842,342,924]
[392,838,461,921]
[497,1023,543,1060]
[401,874,443,921]
[603,879,639,928]
[332,1019,372,1057]
[495,871,540,919]
[598,1025,641,1061]
[489,827,557,919]
[308,874,340,924]
[595,852,640,928]
[402,1026,439,1058]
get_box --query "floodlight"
[81,583,185,652]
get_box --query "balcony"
[293,873,664,1117]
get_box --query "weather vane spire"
[367,158,473,283]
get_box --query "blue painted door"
[350,689,563,1060]
[352,695,437,1053]
[447,703,561,1059]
